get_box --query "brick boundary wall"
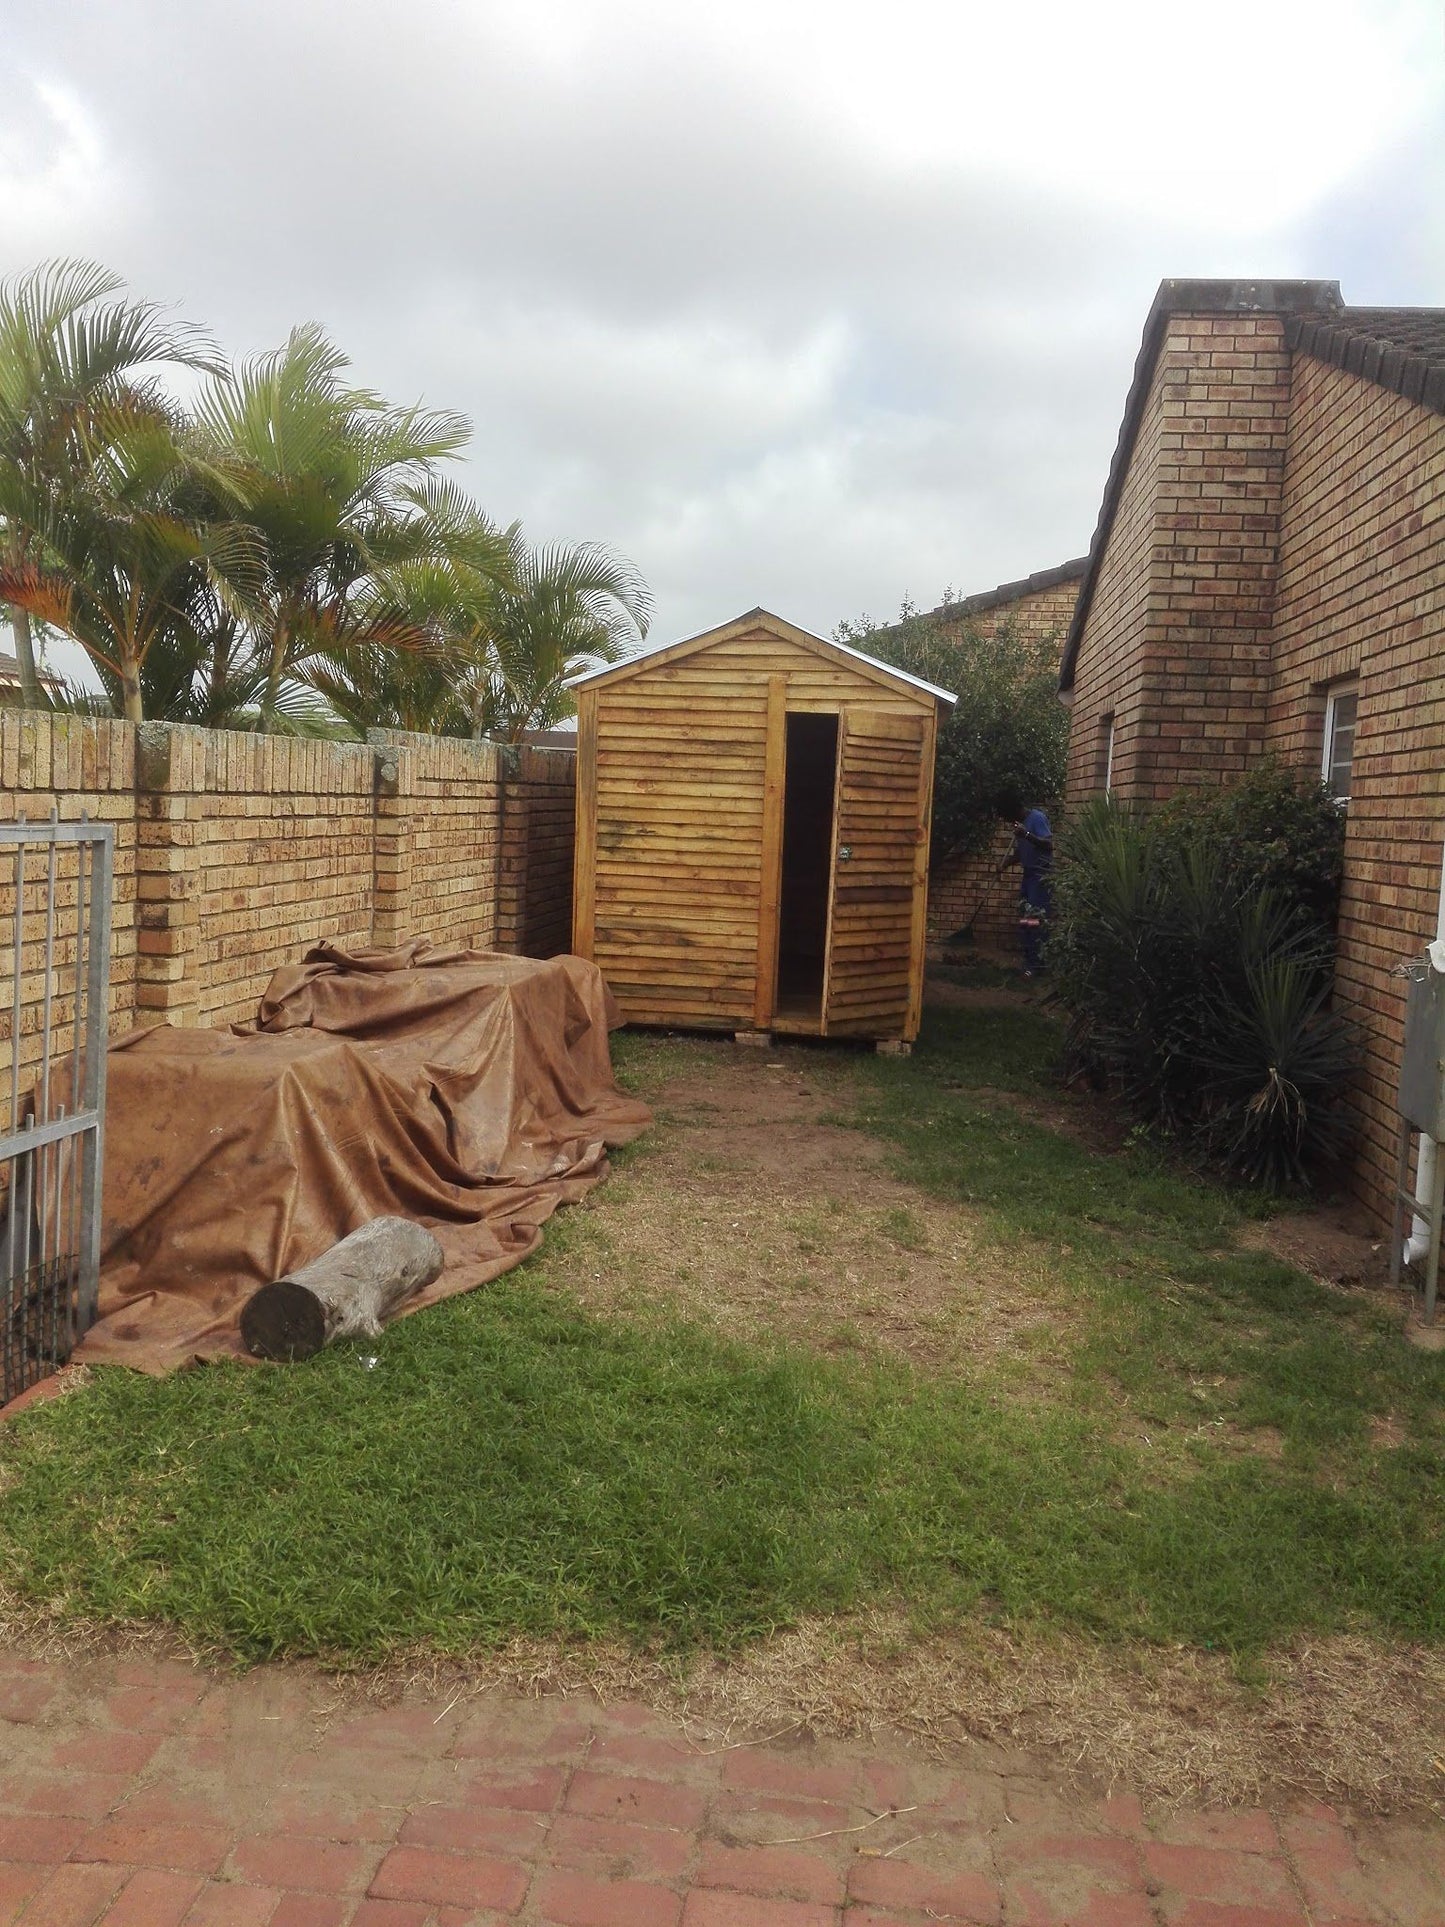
[0,715,137,1117]
[927,828,1020,960]
[496,747,578,959]
[0,716,575,1084]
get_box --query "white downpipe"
[1405,838,1445,1263]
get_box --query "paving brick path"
[1,1649,1442,1925]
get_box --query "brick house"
[920,561,1085,951]
[1059,278,1445,1229]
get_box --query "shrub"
[1156,761,1346,932]
[837,601,1069,862]
[1050,777,1357,1189]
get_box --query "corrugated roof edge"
[1058,278,1344,695]
[565,606,958,706]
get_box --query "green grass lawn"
[0,997,1441,1665]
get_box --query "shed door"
[822,709,928,1038]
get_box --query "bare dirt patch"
[1238,1204,1389,1289]
[925,977,1030,1011]
[577,1046,1071,1378]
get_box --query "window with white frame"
[1321,680,1359,803]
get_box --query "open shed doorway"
[774,712,839,1029]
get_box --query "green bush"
[1156,762,1346,931]
[1050,772,1356,1189]
[836,601,1069,862]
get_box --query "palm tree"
[0,400,261,722]
[0,259,216,703]
[352,530,651,742]
[303,639,475,738]
[470,538,652,740]
[191,326,472,724]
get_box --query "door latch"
[838,845,852,862]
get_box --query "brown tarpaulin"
[74,943,652,1373]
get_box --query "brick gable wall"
[1141,315,1292,794]
[1062,345,1168,807]
[1065,313,1293,809]
[1066,300,1445,1229]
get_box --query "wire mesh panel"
[0,815,112,1405]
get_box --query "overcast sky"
[3,0,1442,651]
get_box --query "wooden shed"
[570,608,955,1046]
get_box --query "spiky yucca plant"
[1050,786,1357,1189]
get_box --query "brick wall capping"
[0,711,576,1058]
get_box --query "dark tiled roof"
[1059,279,1346,694]
[929,558,1087,623]
[1287,307,1445,412]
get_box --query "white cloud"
[1,0,1442,643]
[0,80,116,254]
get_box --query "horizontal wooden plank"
[830,925,913,947]
[603,678,776,700]
[595,787,764,809]
[597,862,758,883]
[596,861,759,880]
[601,940,759,963]
[830,947,913,967]
[607,968,754,988]
[597,750,764,774]
[842,766,922,788]
[596,822,763,845]
[838,795,921,814]
[596,721,767,745]
[829,959,912,979]
[598,808,762,830]
[828,970,912,994]
[597,955,756,979]
[597,875,761,901]
[604,984,757,1002]
[846,712,928,739]
[597,720,774,739]
[828,986,911,1005]
[597,904,759,931]
[597,775,766,801]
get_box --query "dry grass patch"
[577,1056,1072,1377]
[3,1576,1442,1814]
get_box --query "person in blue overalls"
[1007,804,1053,977]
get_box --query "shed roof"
[568,606,957,707]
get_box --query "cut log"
[241,1217,445,1362]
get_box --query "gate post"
[134,724,202,1028]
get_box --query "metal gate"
[1,814,112,1405]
